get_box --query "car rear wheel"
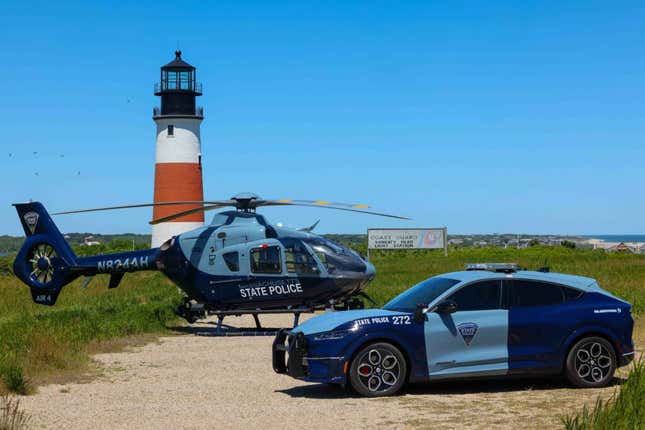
[349,342,406,397]
[565,336,616,388]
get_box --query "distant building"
[592,241,645,254]
[83,236,101,246]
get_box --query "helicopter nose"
[365,261,376,280]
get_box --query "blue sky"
[2,1,644,236]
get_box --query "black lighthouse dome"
[154,50,203,117]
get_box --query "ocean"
[584,235,645,243]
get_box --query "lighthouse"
[151,50,204,247]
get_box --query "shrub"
[0,367,28,396]
[0,257,13,277]
[561,240,577,249]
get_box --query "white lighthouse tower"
[151,51,205,247]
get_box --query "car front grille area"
[273,330,307,377]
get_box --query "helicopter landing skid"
[191,307,316,337]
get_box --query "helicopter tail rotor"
[13,202,81,305]
[13,202,162,305]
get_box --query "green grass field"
[0,245,643,428]
[0,253,183,394]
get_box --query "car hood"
[291,309,408,335]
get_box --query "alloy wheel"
[356,347,401,394]
[574,341,613,384]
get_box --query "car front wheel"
[565,336,616,388]
[349,342,407,397]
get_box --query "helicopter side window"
[250,246,282,274]
[223,252,239,272]
[285,243,319,275]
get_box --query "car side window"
[222,251,239,272]
[510,280,564,307]
[250,246,282,274]
[446,280,502,311]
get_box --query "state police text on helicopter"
[239,280,303,299]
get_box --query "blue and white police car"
[273,264,634,397]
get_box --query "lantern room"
[154,50,203,117]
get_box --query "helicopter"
[12,193,408,329]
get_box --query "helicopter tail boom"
[12,202,160,306]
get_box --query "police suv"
[273,264,634,397]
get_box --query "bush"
[0,257,13,277]
[561,240,577,249]
[0,367,28,396]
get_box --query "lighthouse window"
[179,71,191,90]
[167,125,174,136]
[166,71,178,89]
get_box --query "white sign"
[368,228,446,250]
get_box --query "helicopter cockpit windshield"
[303,237,366,274]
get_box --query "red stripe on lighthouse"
[153,163,204,222]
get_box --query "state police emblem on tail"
[23,211,39,235]
[457,322,478,346]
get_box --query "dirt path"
[20,315,636,429]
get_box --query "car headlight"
[313,324,358,341]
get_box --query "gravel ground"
[20,314,634,430]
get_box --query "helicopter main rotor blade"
[53,201,234,215]
[149,204,230,225]
[51,194,409,221]
[260,201,411,220]
[262,199,372,209]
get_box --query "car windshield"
[383,277,460,311]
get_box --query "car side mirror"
[435,300,458,314]
[413,303,426,323]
